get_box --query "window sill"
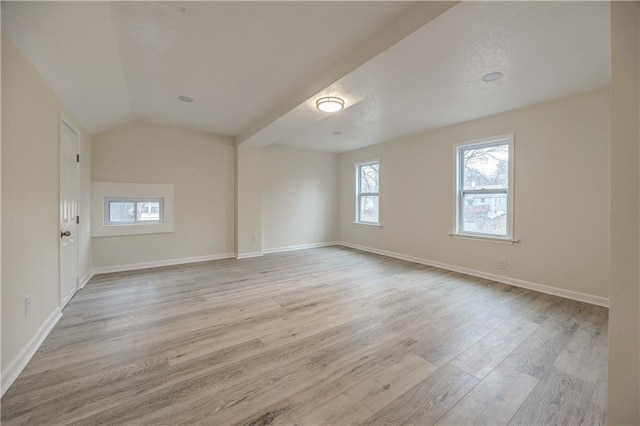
[353,222,383,228]
[92,181,174,238]
[448,233,519,245]
[105,222,163,227]
[94,224,173,238]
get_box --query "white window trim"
[104,197,165,226]
[91,181,174,237]
[355,159,381,226]
[352,222,383,228]
[452,134,516,242]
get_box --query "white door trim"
[59,113,80,308]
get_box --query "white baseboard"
[338,241,609,308]
[262,241,338,254]
[1,308,62,397]
[79,270,95,289]
[93,253,235,275]
[61,287,77,309]
[235,252,263,260]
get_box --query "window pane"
[461,193,507,236]
[109,202,134,223]
[359,195,379,223]
[137,202,161,221]
[359,163,379,193]
[462,143,509,190]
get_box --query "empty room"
[1,1,639,425]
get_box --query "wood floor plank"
[451,316,539,379]
[502,318,578,379]
[435,364,538,426]
[508,367,595,425]
[581,363,608,425]
[413,310,508,367]
[0,247,607,425]
[553,325,607,383]
[309,354,438,425]
[239,339,434,426]
[362,364,479,426]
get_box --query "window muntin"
[105,198,164,225]
[356,161,379,224]
[456,137,513,238]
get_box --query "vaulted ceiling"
[2,1,610,153]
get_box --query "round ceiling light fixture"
[481,72,504,82]
[316,96,344,113]
[178,95,194,103]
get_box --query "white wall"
[338,89,610,301]
[235,145,263,257]
[1,37,92,384]
[91,121,235,269]
[608,2,640,424]
[262,144,338,251]
[79,117,92,283]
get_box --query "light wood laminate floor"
[1,247,608,425]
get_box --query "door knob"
[61,231,72,237]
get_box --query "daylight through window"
[105,198,164,225]
[456,136,513,238]
[356,160,379,224]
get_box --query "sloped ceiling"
[2,1,412,135]
[2,2,610,152]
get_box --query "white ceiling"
[1,1,412,135]
[1,2,132,133]
[2,1,610,153]
[246,1,611,152]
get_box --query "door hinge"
[76,216,80,224]
[76,154,80,163]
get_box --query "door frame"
[59,112,80,308]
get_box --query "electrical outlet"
[25,295,32,316]
[251,234,257,243]
[498,259,507,270]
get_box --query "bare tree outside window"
[357,161,379,224]
[109,201,134,223]
[137,202,161,221]
[457,139,512,237]
[105,198,164,225]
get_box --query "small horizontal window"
[104,198,164,226]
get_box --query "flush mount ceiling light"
[316,96,344,113]
[177,95,194,103]
[481,72,504,82]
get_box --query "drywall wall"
[262,144,338,251]
[608,2,640,424]
[78,117,92,285]
[235,145,263,258]
[1,36,92,386]
[338,88,610,301]
[91,121,235,269]
[0,35,3,384]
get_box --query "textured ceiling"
[2,1,412,135]
[1,2,132,133]
[2,1,610,152]
[244,1,611,152]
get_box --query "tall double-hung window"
[455,135,514,239]
[356,160,380,225]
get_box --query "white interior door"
[60,118,79,308]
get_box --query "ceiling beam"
[237,1,459,147]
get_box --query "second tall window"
[356,160,380,224]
